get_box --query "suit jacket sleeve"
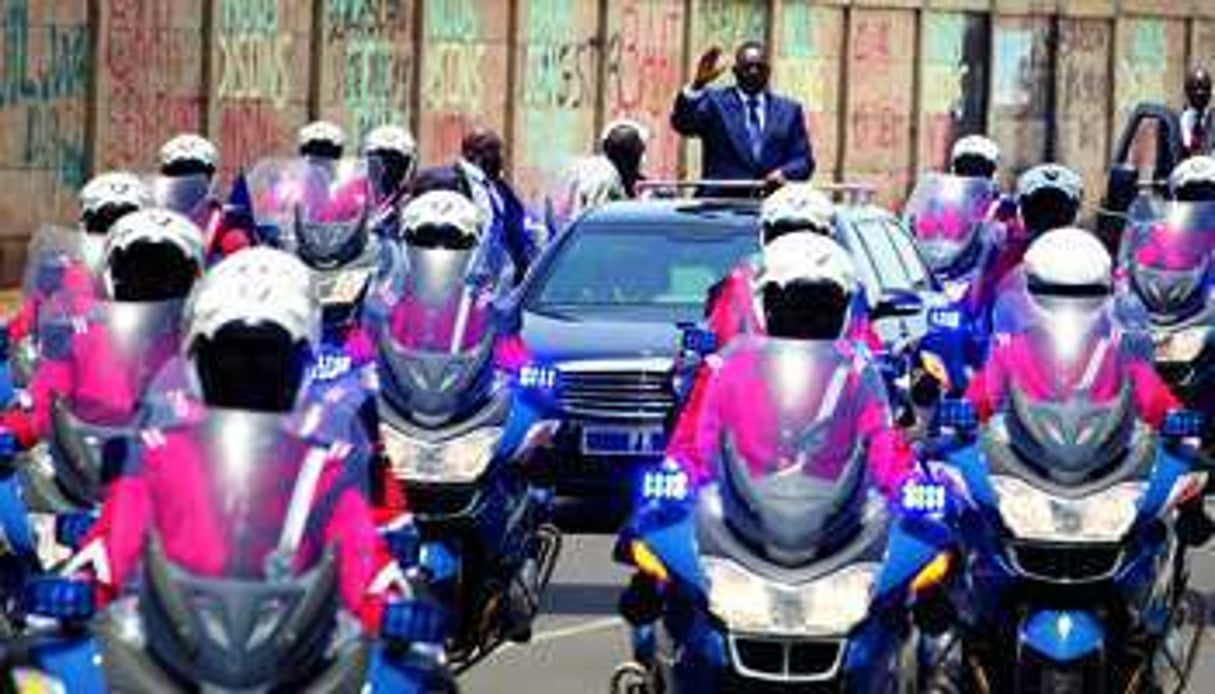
[776,102,814,181]
[671,87,711,137]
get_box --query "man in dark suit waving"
[672,42,815,193]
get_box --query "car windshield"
[852,218,935,294]
[531,223,756,321]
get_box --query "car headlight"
[702,557,878,636]
[991,475,1142,543]
[1156,327,1210,363]
[383,426,503,484]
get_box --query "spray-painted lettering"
[218,0,291,110]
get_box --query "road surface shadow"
[542,581,621,616]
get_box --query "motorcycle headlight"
[1156,327,1209,363]
[383,426,503,484]
[942,280,971,304]
[991,475,1142,543]
[702,557,878,636]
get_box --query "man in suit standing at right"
[671,41,815,194]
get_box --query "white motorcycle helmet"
[79,171,153,235]
[1169,155,1215,202]
[298,120,346,160]
[1016,164,1084,236]
[363,124,418,199]
[759,234,856,340]
[1024,226,1111,301]
[184,247,319,412]
[159,133,219,178]
[103,208,204,302]
[759,184,835,247]
[950,135,1001,179]
[400,190,483,250]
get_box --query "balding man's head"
[1187,67,1212,111]
[462,127,505,179]
[733,41,770,95]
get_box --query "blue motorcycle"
[0,575,453,692]
[929,389,1211,693]
[609,339,954,693]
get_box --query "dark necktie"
[1194,114,1208,153]
[746,96,763,161]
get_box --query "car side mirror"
[1105,164,1138,214]
[872,289,923,319]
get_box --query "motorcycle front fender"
[364,643,455,693]
[29,633,106,694]
[1018,609,1105,664]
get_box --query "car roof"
[576,199,760,229]
[575,198,895,229]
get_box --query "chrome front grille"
[1008,542,1123,583]
[728,635,845,683]
[557,368,674,421]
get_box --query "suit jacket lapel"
[721,89,760,170]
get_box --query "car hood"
[519,309,683,364]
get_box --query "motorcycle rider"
[0,210,204,450]
[69,247,409,629]
[690,234,912,494]
[949,135,1001,180]
[363,124,418,237]
[9,172,153,345]
[156,133,252,259]
[1170,154,1215,201]
[299,120,347,161]
[1181,67,1213,157]
[988,163,1084,290]
[664,187,881,470]
[967,227,1179,427]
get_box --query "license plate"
[581,426,666,456]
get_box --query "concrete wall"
[1,0,1214,281]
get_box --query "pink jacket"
[78,398,397,632]
[685,337,911,496]
[966,330,1179,427]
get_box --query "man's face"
[733,46,770,95]
[1187,71,1212,110]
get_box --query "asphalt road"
[461,529,1215,693]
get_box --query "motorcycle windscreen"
[245,157,315,241]
[999,296,1136,483]
[714,339,870,567]
[903,173,997,275]
[136,407,342,688]
[152,172,213,225]
[1126,200,1215,317]
[292,158,371,270]
[375,245,497,426]
[22,224,103,298]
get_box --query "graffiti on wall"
[419,0,507,164]
[216,0,306,178]
[1055,18,1110,196]
[605,0,684,178]
[0,0,89,205]
[101,0,204,169]
[323,0,413,139]
[846,10,914,204]
[919,12,986,172]
[774,1,841,181]
[990,18,1051,178]
[515,0,598,199]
